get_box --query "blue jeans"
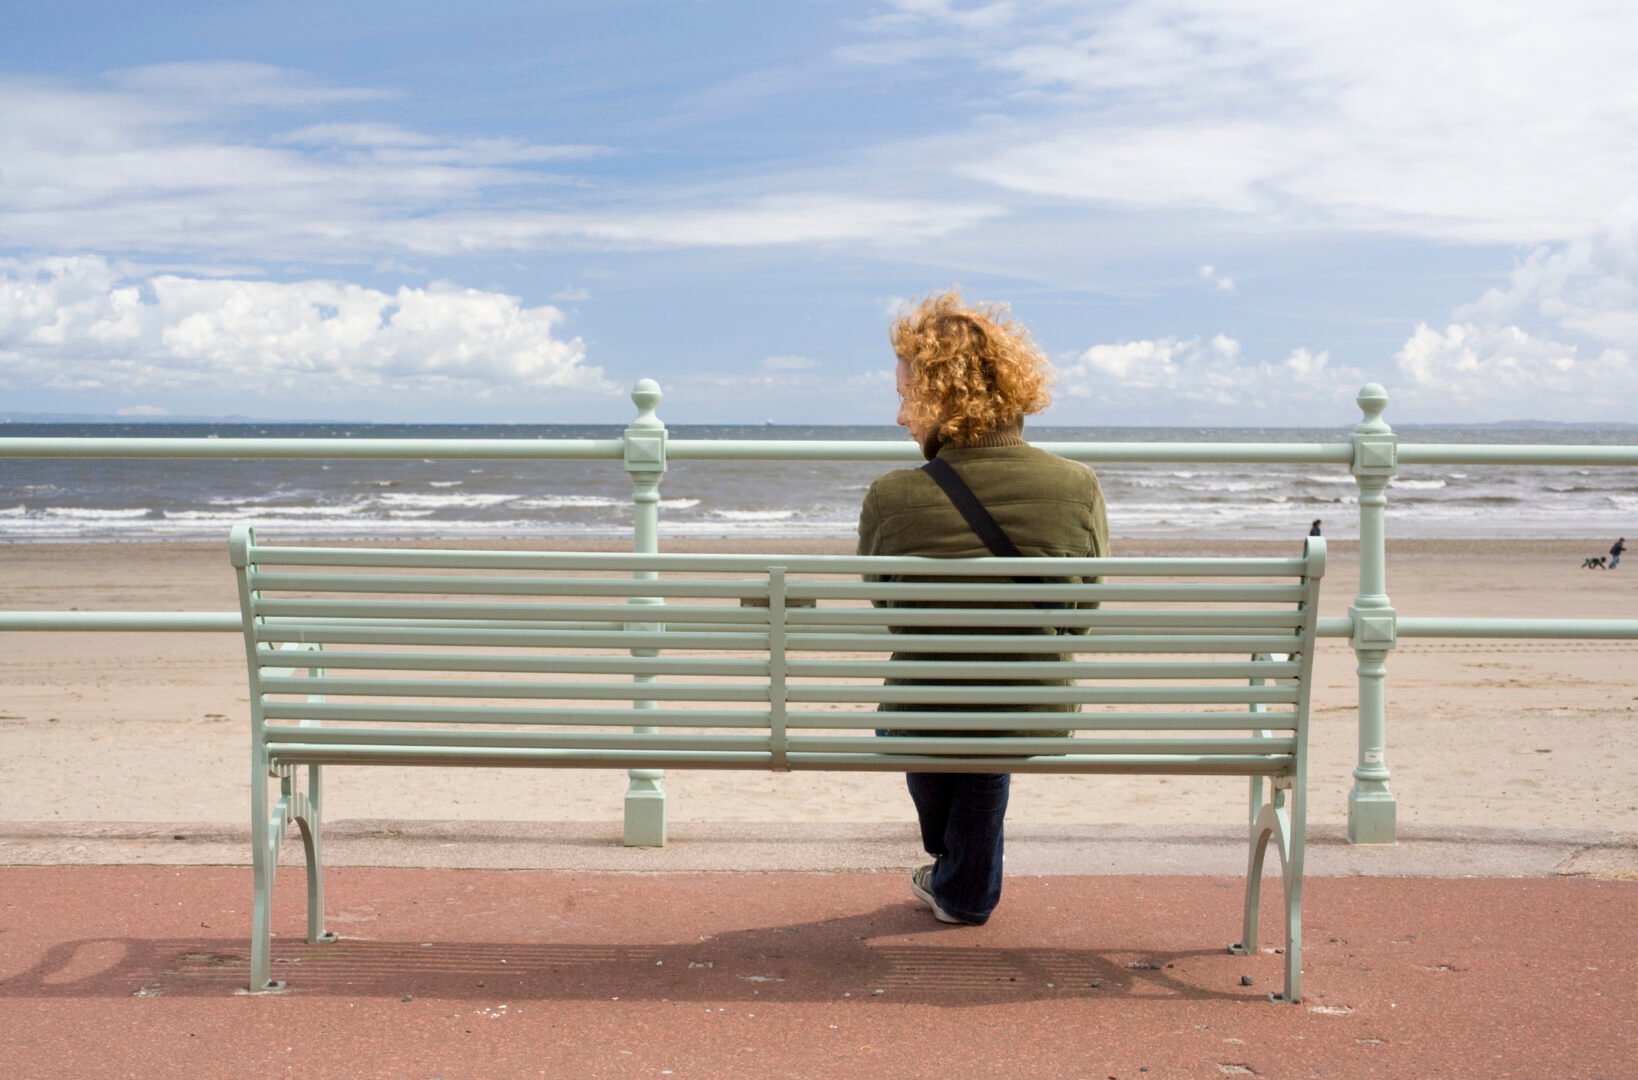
[906,771,1011,924]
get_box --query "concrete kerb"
[2,820,1634,878]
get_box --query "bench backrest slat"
[256,626,771,650]
[260,703,768,726]
[244,544,1310,577]
[784,632,1306,654]
[804,710,1298,731]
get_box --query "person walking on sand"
[1310,519,1323,537]
[1612,537,1626,570]
[857,290,1108,926]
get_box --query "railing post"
[1348,383,1399,844]
[622,378,668,847]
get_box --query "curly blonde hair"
[891,290,1053,447]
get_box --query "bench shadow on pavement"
[0,906,1268,1004]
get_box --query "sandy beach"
[1,537,1633,834]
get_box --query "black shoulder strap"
[922,457,1064,622]
[921,457,1024,558]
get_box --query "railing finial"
[630,379,663,431]
[1355,383,1390,434]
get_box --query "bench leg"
[294,763,337,947]
[1281,863,1304,1004]
[1231,796,1279,957]
[249,764,282,993]
[1231,787,1304,1003]
[251,761,337,991]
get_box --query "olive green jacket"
[856,434,1109,736]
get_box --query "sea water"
[1,422,1634,541]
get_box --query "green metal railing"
[3,378,1635,845]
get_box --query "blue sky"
[3,0,1637,425]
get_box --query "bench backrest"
[232,526,1325,777]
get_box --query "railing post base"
[623,775,667,847]
[1347,787,1397,845]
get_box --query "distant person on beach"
[857,291,1108,926]
[1613,538,1626,570]
[1310,519,1323,537]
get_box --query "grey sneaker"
[910,864,963,924]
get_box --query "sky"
[3,0,1638,426]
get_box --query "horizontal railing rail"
[1,378,1633,846]
[1396,618,1638,639]
[12,612,1638,645]
[0,437,626,460]
[0,613,241,633]
[8,612,1635,642]
[1396,445,1638,466]
[0,436,1360,464]
[670,441,1360,464]
[8,436,1632,467]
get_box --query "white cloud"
[0,67,1001,262]
[282,122,440,148]
[105,61,392,108]
[0,256,612,402]
[1380,216,1638,418]
[550,286,592,302]
[1284,346,1329,380]
[1198,265,1236,293]
[1389,321,1634,418]
[1455,217,1638,346]
[0,78,543,260]
[965,124,1295,214]
[900,1,1015,26]
[1057,334,1356,415]
[881,295,915,319]
[278,122,612,166]
[762,355,819,370]
[397,195,1001,253]
[648,363,901,421]
[845,0,1016,52]
[862,0,1638,245]
[1064,334,1241,391]
[1397,322,1574,388]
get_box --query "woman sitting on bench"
[856,290,1110,926]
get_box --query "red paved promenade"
[2,863,1633,1078]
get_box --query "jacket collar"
[942,421,1027,452]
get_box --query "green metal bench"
[232,526,1326,1001]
